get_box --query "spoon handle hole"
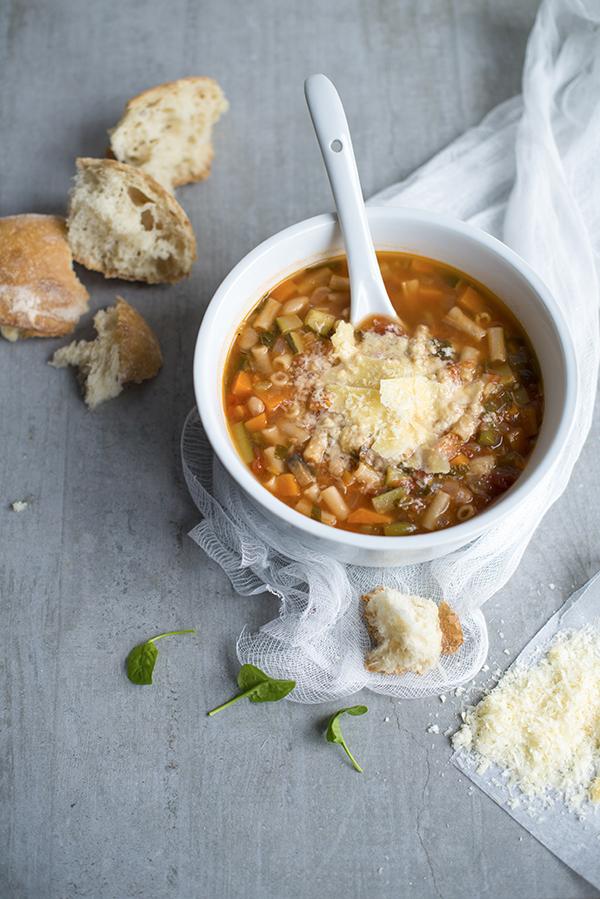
[330,139,343,153]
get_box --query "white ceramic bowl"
[194,207,577,567]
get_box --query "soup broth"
[224,252,543,536]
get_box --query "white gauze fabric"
[182,0,600,702]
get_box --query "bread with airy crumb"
[361,587,464,676]
[50,297,162,408]
[67,158,196,284]
[109,77,228,191]
[0,214,89,341]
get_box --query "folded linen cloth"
[182,0,600,702]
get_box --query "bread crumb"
[439,694,447,703]
[362,587,442,675]
[427,724,440,734]
[11,500,28,512]
[51,297,162,408]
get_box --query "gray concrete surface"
[2,1,599,898]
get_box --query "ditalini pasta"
[224,252,543,536]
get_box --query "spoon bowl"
[304,73,397,326]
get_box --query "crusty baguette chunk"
[109,77,228,191]
[51,297,162,408]
[0,214,89,340]
[67,158,196,284]
[362,587,463,676]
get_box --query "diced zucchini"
[478,429,502,448]
[231,422,254,463]
[285,330,304,354]
[512,386,530,406]
[305,308,336,337]
[385,466,404,487]
[372,487,408,514]
[384,521,417,536]
[276,314,304,334]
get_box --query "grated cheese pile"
[295,321,485,476]
[452,627,600,810]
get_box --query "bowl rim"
[194,206,578,552]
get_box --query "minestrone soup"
[224,252,543,536]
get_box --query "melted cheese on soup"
[299,321,485,474]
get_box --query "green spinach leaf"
[126,629,196,685]
[326,705,368,772]
[208,663,296,716]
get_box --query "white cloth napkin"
[182,0,600,702]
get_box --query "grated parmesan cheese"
[294,321,485,476]
[452,627,600,810]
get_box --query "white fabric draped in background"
[182,0,600,701]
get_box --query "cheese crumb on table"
[452,626,600,810]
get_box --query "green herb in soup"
[224,252,543,536]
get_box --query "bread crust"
[361,591,464,675]
[114,296,162,383]
[109,76,228,188]
[0,214,89,339]
[68,158,197,284]
[438,601,464,654]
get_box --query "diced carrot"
[449,452,469,467]
[458,285,486,315]
[231,405,246,421]
[231,370,253,398]
[341,471,354,486]
[274,473,301,499]
[270,281,297,302]
[262,390,290,413]
[245,412,268,432]
[347,508,394,525]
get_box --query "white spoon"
[304,73,397,326]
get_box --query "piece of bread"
[50,296,162,408]
[108,77,229,191]
[67,158,197,284]
[361,587,464,676]
[0,214,89,341]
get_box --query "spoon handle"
[304,74,394,324]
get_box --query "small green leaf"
[326,705,368,772]
[126,629,196,686]
[208,664,296,716]
[127,641,159,685]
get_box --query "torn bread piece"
[0,214,89,341]
[361,587,464,675]
[67,158,196,284]
[51,297,162,408]
[109,77,229,191]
